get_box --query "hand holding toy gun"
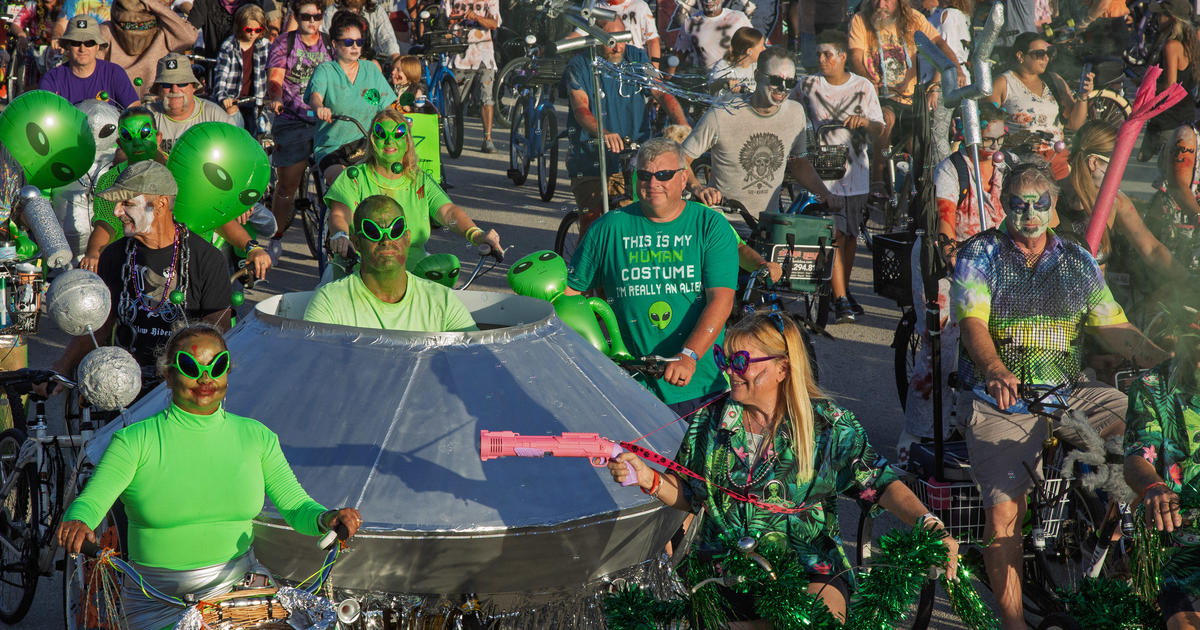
[480,430,640,486]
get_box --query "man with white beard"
[147,52,235,153]
[677,0,751,70]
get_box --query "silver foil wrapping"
[77,346,141,410]
[46,268,112,336]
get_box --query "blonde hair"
[235,4,267,33]
[370,108,420,179]
[1067,120,1117,255]
[394,55,422,85]
[724,313,827,482]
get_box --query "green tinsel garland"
[602,524,997,630]
[1056,577,1162,630]
[942,563,998,630]
[1130,505,1168,607]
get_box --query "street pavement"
[12,110,1165,629]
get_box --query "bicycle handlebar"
[618,355,680,380]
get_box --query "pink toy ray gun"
[479,430,639,486]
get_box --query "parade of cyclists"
[6,0,1200,627]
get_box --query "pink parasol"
[1086,66,1187,254]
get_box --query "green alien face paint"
[117,114,158,163]
[370,120,408,169]
[1006,190,1052,239]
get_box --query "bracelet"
[244,239,264,254]
[330,231,349,241]
[919,511,945,529]
[465,226,483,245]
[641,469,662,497]
[1145,481,1171,496]
[679,347,699,362]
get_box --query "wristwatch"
[679,347,699,362]
[245,239,264,254]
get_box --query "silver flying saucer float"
[88,291,687,604]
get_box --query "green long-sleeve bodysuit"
[65,404,328,570]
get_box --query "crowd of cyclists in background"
[7,0,1200,626]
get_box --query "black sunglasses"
[159,82,193,89]
[635,168,684,182]
[764,75,797,91]
[340,37,365,47]
[1023,49,1051,59]
[298,12,323,21]
[119,125,155,141]
[63,39,99,48]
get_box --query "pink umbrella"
[1086,65,1187,255]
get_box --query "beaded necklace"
[125,223,181,314]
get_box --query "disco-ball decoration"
[77,346,141,410]
[46,269,110,335]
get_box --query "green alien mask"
[506,250,567,301]
[0,90,96,190]
[166,122,269,235]
[117,114,159,163]
[371,119,408,172]
[648,301,673,330]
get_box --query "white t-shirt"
[920,7,970,84]
[442,0,502,70]
[678,8,752,70]
[791,73,883,197]
[681,97,809,214]
[709,58,756,94]
[572,0,658,50]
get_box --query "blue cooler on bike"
[751,212,835,293]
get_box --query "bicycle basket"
[530,56,567,84]
[805,130,849,181]
[753,212,835,293]
[871,231,915,308]
[902,473,985,543]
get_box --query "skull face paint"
[117,194,155,235]
[117,114,158,163]
[1006,190,1053,239]
[371,120,408,170]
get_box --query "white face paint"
[117,194,156,235]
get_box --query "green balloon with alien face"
[167,122,269,235]
[413,252,461,288]
[507,250,632,361]
[117,113,159,163]
[0,90,96,190]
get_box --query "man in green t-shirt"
[303,195,476,332]
[567,138,738,416]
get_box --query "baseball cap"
[154,52,200,86]
[61,15,105,45]
[96,161,179,202]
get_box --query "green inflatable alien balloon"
[413,252,461,288]
[167,122,269,235]
[507,250,632,361]
[0,90,96,190]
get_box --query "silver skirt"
[121,550,267,630]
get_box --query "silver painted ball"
[46,269,111,336]
[77,346,141,410]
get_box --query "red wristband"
[1145,481,1170,496]
[641,469,662,496]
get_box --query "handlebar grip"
[78,540,101,558]
[318,522,351,550]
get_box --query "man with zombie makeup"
[49,161,231,384]
[40,15,140,107]
[304,195,476,331]
[951,162,1166,630]
[99,0,199,99]
[684,47,841,217]
[676,0,750,70]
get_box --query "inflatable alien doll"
[507,250,633,361]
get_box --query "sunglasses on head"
[713,345,784,376]
[372,121,407,141]
[764,75,797,91]
[1008,191,1052,212]
[340,37,365,47]
[242,26,264,33]
[63,39,99,48]
[358,216,407,241]
[635,168,684,182]
[175,350,230,380]
[298,12,322,21]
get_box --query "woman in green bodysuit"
[57,324,361,630]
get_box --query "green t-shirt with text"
[303,270,477,332]
[568,200,739,405]
[324,166,452,271]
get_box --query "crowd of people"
[0,0,1199,626]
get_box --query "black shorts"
[717,572,850,621]
[881,97,919,138]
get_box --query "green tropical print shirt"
[1125,365,1200,592]
[675,394,898,581]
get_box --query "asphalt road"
[11,109,1165,629]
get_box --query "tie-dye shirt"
[951,226,1127,389]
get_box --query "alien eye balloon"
[0,90,96,190]
[166,122,269,235]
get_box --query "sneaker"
[846,293,865,316]
[480,138,496,154]
[267,237,283,265]
[832,297,856,324]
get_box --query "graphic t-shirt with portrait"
[678,8,752,70]
[681,97,808,214]
[567,200,738,405]
[268,32,332,121]
[847,9,941,105]
[442,0,501,70]
[792,73,883,197]
[572,0,658,50]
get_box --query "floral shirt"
[1124,366,1200,592]
[674,395,898,581]
[952,225,1127,389]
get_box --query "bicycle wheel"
[893,309,919,411]
[298,166,321,259]
[440,75,464,159]
[691,154,712,187]
[1086,89,1130,126]
[554,210,581,260]
[0,428,38,624]
[63,508,125,630]
[493,57,531,128]
[536,105,558,202]
[854,509,935,630]
[508,97,530,186]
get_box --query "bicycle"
[412,2,466,159]
[855,382,1131,629]
[505,34,564,202]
